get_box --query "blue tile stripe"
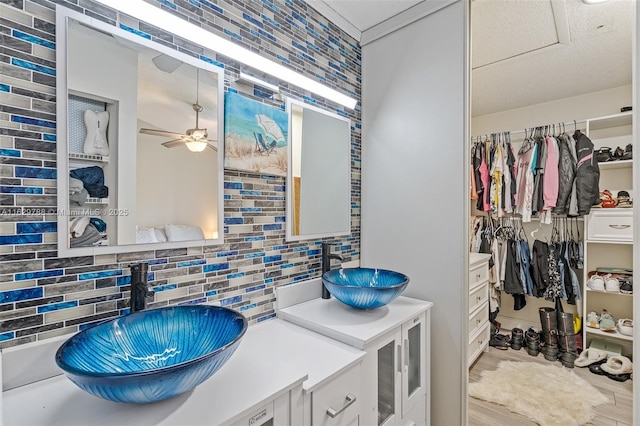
[16,222,57,233]
[177,259,206,267]
[216,250,239,257]
[119,24,152,40]
[264,255,282,263]
[0,149,20,157]
[0,83,9,92]
[154,283,178,292]
[227,272,245,279]
[78,270,123,281]
[220,295,242,306]
[0,332,15,342]
[38,301,78,313]
[12,29,55,49]
[1,287,43,303]
[203,262,229,272]
[1,186,43,194]
[15,269,63,280]
[11,58,55,76]
[0,234,42,245]
[11,115,56,128]
[15,167,56,179]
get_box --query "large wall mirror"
[285,99,351,241]
[56,7,224,256]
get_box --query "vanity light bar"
[238,72,280,93]
[93,0,358,110]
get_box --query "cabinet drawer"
[468,323,490,366]
[312,363,362,426]
[469,263,489,290]
[587,210,633,242]
[469,283,488,314]
[468,303,488,341]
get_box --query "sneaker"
[587,274,605,292]
[599,310,616,332]
[621,143,632,160]
[616,319,633,336]
[604,275,620,292]
[620,279,633,294]
[586,311,600,329]
[616,190,633,208]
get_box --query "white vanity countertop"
[278,296,433,350]
[2,319,364,426]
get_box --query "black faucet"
[129,262,153,313]
[321,242,344,299]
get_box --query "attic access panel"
[472,0,567,70]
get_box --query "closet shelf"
[597,159,633,170]
[587,111,632,131]
[585,288,633,297]
[69,152,109,163]
[585,327,632,342]
[585,239,633,245]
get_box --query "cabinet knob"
[476,274,481,280]
[326,394,357,418]
[477,296,482,301]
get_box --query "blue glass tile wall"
[0,0,361,349]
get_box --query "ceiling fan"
[139,69,217,152]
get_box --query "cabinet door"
[401,313,426,419]
[376,329,402,426]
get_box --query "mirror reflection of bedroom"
[467,1,634,424]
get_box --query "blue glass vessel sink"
[322,267,409,309]
[55,305,247,404]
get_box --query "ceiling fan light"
[185,141,208,152]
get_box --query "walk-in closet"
[467,1,634,424]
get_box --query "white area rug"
[469,360,608,426]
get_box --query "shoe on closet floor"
[575,348,608,367]
[601,355,633,382]
[588,359,608,375]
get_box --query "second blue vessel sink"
[55,305,247,404]
[322,267,409,309]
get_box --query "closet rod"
[472,118,588,139]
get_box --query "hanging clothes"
[573,130,600,215]
[554,133,577,215]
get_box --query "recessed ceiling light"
[582,0,609,4]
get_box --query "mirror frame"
[55,6,225,256]
[285,98,352,242]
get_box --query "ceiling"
[309,0,633,117]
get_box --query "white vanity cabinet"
[304,362,362,426]
[278,296,433,426]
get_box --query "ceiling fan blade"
[206,140,218,151]
[140,128,186,139]
[161,139,186,148]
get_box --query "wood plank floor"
[468,346,633,426]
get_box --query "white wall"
[472,85,632,135]
[136,134,218,237]
[632,3,638,424]
[361,1,468,424]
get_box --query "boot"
[525,327,540,357]
[510,327,523,350]
[557,312,577,368]
[539,307,559,361]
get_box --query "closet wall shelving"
[583,111,633,356]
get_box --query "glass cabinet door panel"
[407,321,421,396]
[377,340,395,425]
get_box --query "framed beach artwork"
[224,91,289,176]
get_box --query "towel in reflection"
[70,166,109,198]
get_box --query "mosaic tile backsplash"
[0,0,361,348]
